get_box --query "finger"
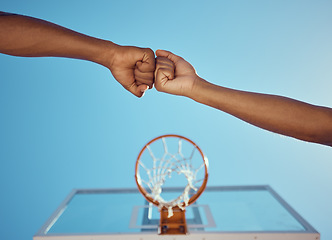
[137,84,149,97]
[118,73,145,98]
[155,56,175,81]
[156,56,175,69]
[136,48,156,72]
[155,49,183,64]
[126,82,149,98]
[134,68,154,88]
[155,67,174,92]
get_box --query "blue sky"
[1,0,332,239]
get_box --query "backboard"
[34,185,319,240]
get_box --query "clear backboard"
[34,185,319,240]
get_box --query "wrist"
[186,76,207,99]
[92,39,119,70]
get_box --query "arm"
[155,50,332,147]
[0,11,155,97]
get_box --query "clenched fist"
[154,50,200,97]
[109,45,155,97]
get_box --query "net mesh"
[137,137,205,217]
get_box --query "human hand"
[0,12,155,98]
[154,49,199,97]
[109,45,155,97]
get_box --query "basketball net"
[135,135,208,234]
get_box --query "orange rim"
[135,134,208,208]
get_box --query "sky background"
[0,0,332,239]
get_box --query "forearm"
[190,79,332,146]
[0,12,114,67]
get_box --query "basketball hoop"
[135,134,208,234]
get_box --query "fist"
[154,56,175,92]
[110,45,155,97]
[154,49,198,97]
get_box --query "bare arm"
[155,50,332,147]
[0,11,155,97]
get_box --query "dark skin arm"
[155,50,332,147]
[0,11,155,97]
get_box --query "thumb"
[155,67,174,92]
[136,48,156,72]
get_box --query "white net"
[136,136,206,217]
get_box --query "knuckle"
[143,48,154,57]
[144,47,153,53]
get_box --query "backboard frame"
[34,185,320,240]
